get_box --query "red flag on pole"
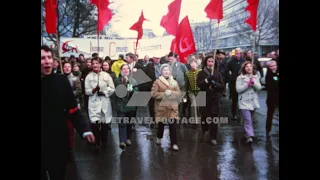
[160,0,182,36]
[129,10,148,49]
[245,0,259,31]
[90,0,113,33]
[204,0,223,23]
[45,0,57,34]
[175,16,196,64]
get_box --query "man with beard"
[225,48,245,120]
[41,45,95,180]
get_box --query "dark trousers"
[157,119,177,145]
[266,102,279,132]
[84,94,89,112]
[148,98,155,120]
[41,165,66,180]
[201,113,218,140]
[230,82,238,116]
[67,120,74,149]
[91,122,109,146]
[117,111,135,143]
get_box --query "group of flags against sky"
[45,0,259,63]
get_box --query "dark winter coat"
[41,73,90,169]
[225,56,246,83]
[114,76,138,113]
[265,69,279,106]
[197,67,225,115]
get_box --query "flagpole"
[98,31,100,58]
[97,0,100,58]
[56,34,63,74]
[41,2,44,45]
[212,22,220,75]
[252,30,256,64]
[55,0,63,74]
[134,39,138,55]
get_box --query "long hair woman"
[236,61,261,143]
[102,60,116,81]
[196,55,225,145]
[114,64,138,150]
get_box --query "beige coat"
[236,73,261,110]
[151,75,181,122]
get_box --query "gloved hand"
[97,91,105,96]
[164,89,172,96]
[213,83,223,89]
[207,75,216,81]
[92,85,100,94]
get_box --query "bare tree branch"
[42,0,121,42]
[232,0,279,46]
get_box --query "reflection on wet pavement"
[67,98,279,180]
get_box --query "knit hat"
[160,63,172,75]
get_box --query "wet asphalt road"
[66,91,279,180]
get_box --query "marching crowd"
[41,45,279,179]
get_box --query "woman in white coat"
[236,61,261,143]
[85,57,115,151]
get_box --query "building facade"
[191,0,279,55]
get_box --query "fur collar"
[159,75,176,88]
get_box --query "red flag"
[45,0,57,34]
[90,0,112,33]
[130,10,148,48]
[175,16,196,64]
[170,38,177,53]
[204,0,223,23]
[245,0,259,31]
[160,0,182,36]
